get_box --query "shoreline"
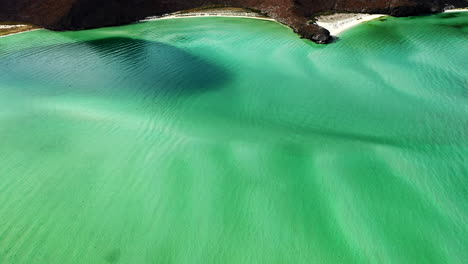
[141,7,275,23]
[1,7,466,39]
[444,8,468,13]
[144,10,388,37]
[316,8,468,36]
[0,22,39,38]
[142,15,276,22]
[315,13,386,36]
[147,7,468,38]
[0,28,40,38]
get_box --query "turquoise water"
[0,12,467,263]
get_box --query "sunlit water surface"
[0,12,467,264]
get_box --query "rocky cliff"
[1,0,466,43]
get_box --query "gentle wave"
[0,14,467,264]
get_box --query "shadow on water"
[0,37,230,96]
[438,13,460,19]
[443,22,468,29]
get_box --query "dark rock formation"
[1,0,466,43]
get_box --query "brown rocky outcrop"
[1,0,466,43]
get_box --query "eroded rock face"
[1,0,466,43]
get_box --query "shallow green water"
[0,12,467,264]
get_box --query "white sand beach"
[0,24,29,29]
[0,23,38,38]
[316,13,386,36]
[141,7,275,22]
[444,8,468,13]
[0,28,40,38]
[146,14,275,22]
